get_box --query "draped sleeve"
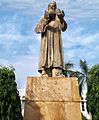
[35,16,48,33]
[61,19,67,32]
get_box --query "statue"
[35,1,67,77]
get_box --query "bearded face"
[48,3,56,11]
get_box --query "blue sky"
[0,0,99,89]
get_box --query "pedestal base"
[24,77,82,120]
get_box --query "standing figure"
[35,1,67,77]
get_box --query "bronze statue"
[35,1,67,77]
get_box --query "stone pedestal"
[24,77,82,120]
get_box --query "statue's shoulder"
[39,16,47,23]
[39,16,45,20]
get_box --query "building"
[18,89,25,116]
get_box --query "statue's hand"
[44,10,49,20]
[43,18,52,26]
[61,10,65,17]
[57,14,64,22]
[56,9,65,19]
[57,14,65,24]
[44,10,53,25]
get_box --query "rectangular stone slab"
[25,77,80,101]
[24,101,82,120]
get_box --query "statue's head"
[48,1,57,11]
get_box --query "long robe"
[35,16,67,73]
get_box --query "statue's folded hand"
[44,10,49,20]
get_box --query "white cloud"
[0,15,33,41]
[63,0,99,20]
[0,55,39,89]
[66,50,75,59]
[0,2,2,6]
[0,24,35,57]
[82,0,99,6]
[0,59,10,66]
[63,25,99,49]
[0,0,34,6]
[0,0,99,89]
[0,0,99,19]
[62,23,99,70]
[0,33,33,41]
[13,55,38,89]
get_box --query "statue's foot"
[41,74,49,77]
[52,68,64,77]
[41,70,49,77]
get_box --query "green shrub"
[0,66,23,120]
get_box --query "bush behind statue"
[0,66,23,120]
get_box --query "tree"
[64,60,90,120]
[0,66,23,120]
[87,64,99,120]
[63,62,74,77]
[63,61,86,94]
[78,60,89,96]
[64,61,99,119]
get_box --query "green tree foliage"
[78,60,89,96]
[63,62,74,77]
[64,61,99,119]
[63,60,87,96]
[82,116,87,120]
[87,64,99,120]
[0,66,23,120]
[80,59,88,77]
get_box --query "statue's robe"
[35,16,67,73]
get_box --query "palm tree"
[63,62,74,77]
[80,59,88,77]
[78,59,89,97]
[72,59,89,99]
[64,60,89,95]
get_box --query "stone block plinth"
[24,77,82,120]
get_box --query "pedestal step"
[24,77,82,120]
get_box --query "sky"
[0,0,99,89]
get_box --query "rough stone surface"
[64,102,82,120]
[25,77,80,101]
[24,77,82,120]
[24,101,82,120]
[24,102,65,120]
